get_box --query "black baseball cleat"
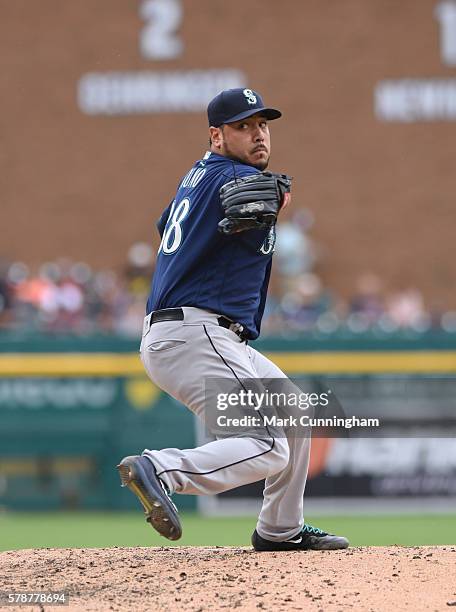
[252,524,349,551]
[117,455,182,541]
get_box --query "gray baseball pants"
[140,307,310,541]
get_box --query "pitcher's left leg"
[246,346,310,540]
[256,430,310,541]
[247,345,349,550]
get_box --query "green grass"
[1,513,455,551]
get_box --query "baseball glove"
[218,171,292,235]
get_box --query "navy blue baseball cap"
[207,88,282,127]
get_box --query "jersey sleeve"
[219,163,260,186]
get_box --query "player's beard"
[222,144,270,171]
[250,156,269,171]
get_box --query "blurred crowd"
[264,211,456,336]
[1,214,456,338]
[0,243,152,337]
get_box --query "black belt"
[148,308,249,341]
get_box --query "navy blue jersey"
[146,151,276,340]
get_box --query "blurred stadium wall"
[1,0,456,303]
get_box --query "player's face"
[212,114,271,170]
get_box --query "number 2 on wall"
[139,0,183,60]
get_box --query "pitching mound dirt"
[2,545,456,611]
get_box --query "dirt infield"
[2,546,456,611]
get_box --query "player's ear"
[209,126,223,150]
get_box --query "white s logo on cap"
[243,89,257,105]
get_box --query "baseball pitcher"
[117,88,349,552]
